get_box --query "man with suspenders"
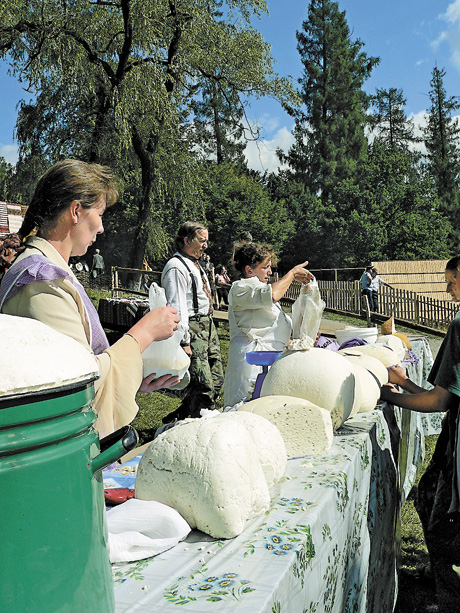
[161,221,224,423]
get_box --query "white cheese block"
[218,411,287,488]
[0,314,98,396]
[260,348,359,429]
[339,343,400,368]
[239,395,333,458]
[347,362,381,413]
[135,414,280,539]
[340,352,389,386]
[375,334,406,362]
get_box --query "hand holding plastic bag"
[289,279,325,350]
[142,283,190,384]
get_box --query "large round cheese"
[260,348,359,429]
[340,352,389,386]
[218,411,286,488]
[239,395,333,458]
[346,362,381,413]
[0,314,98,396]
[375,334,406,361]
[135,412,286,539]
[339,343,400,368]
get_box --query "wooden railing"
[281,279,457,331]
[108,267,457,332]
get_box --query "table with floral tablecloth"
[107,408,405,613]
[106,335,436,613]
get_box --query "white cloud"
[434,1,460,70]
[244,126,294,174]
[0,144,18,164]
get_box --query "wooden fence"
[281,279,457,330]
[107,266,457,331]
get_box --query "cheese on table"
[0,314,98,396]
[260,348,360,429]
[339,343,401,368]
[135,412,287,539]
[340,352,389,386]
[238,395,333,458]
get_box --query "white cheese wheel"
[340,352,389,386]
[0,314,98,396]
[339,343,400,368]
[135,415,275,539]
[260,348,359,429]
[347,363,381,413]
[375,334,406,361]
[218,411,286,488]
[239,395,333,458]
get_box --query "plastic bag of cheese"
[135,411,287,539]
[142,283,190,383]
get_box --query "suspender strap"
[174,254,199,315]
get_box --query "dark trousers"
[361,288,374,311]
[415,416,460,611]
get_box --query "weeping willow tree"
[0,0,297,267]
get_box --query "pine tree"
[371,87,418,153]
[192,78,247,166]
[282,0,379,202]
[423,66,460,249]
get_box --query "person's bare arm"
[271,261,314,303]
[127,306,180,352]
[380,380,455,413]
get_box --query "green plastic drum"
[0,381,137,613]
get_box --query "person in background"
[223,242,313,409]
[0,159,180,438]
[161,221,224,422]
[90,248,105,278]
[370,267,393,312]
[361,265,374,311]
[215,264,231,307]
[380,255,460,612]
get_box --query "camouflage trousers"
[167,315,224,421]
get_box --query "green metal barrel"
[0,381,136,613]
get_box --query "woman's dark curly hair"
[232,242,277,276]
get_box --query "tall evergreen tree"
[423,66,460,250]
[282,0,379,202]
[371,87,418,153]
[192,78,247,166]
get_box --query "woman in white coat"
[223,242,313,408]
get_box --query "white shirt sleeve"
[162,265,191,344]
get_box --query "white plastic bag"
[142,283,190,381]
[290,279,325,348]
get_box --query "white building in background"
[0,202,27,236]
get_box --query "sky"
[0,0,459,172]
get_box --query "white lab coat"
[223,277,292,409]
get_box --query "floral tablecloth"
[105,335,436,613]
[106,409,406,613]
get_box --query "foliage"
[264,171,327,271]
[282,0,379,202]
[0,0,297,268]
[370,87,419,154]
[325,142,451,266]
[200,163,294,270]
[423,66,460,251]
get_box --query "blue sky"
[1,0,459,171]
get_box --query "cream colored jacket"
[1,236,142,438]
